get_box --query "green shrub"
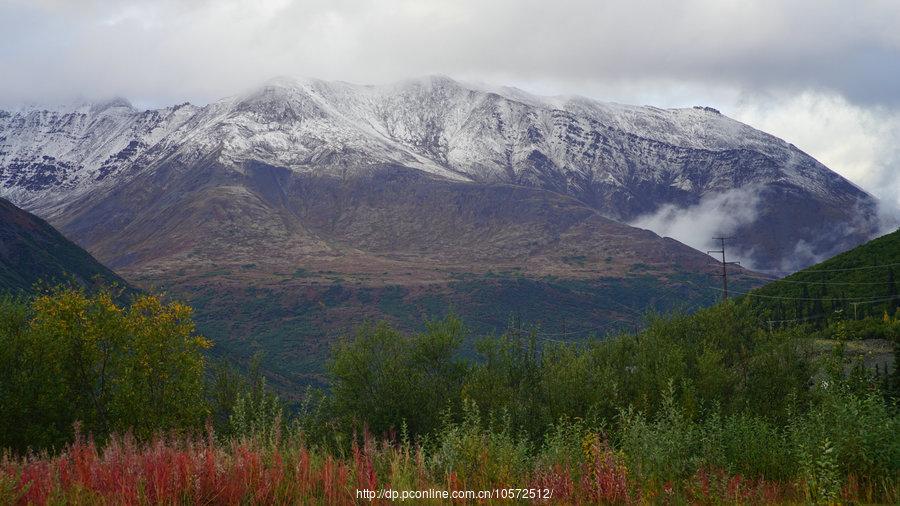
[616,382,701,485]
[537,416,593,472]
[427,400,532,488]
[328,316,468,436]
[791,385,899,485]
[699,411,795,480]
[228,357,284,445]
[0,288,210,451]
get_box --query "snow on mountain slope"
[0,99,199,212]
[0,76,880,271]
[0,76,865,209]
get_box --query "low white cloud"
[630,187,762,267]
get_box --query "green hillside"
[0,198,127,294]
[744,228,900,325]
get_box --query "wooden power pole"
[708,237,740,301]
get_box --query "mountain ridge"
[0,75,879,272]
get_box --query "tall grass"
[2,399,896,505]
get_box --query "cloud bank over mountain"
[4,0,900,105]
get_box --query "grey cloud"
[2,0,900,106]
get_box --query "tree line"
[1,285,897,501]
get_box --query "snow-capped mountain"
[0,76,879,271]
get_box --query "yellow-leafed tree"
[0,287,211,451]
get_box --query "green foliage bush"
[328,317,467,436]
[345,303,812,442]
[699,411,795,481]
[617,383,702,485]
[427,400,532,489]
[322,302,898,498]
[790,384,899,486]
[0,287,210,451]
[536,416,593,472]
[813,316,900,341]
[228,357,284,444]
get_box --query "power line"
[461,314,625,340]
[765,313,829,332]
[533,329,592,338]
[754,262,900,274]
[735,274,896,286]
[536,316,631,337]
[707,286,900,303]
[767,313,831,324]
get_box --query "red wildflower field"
[0,429,820,505]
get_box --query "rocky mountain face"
[0,76,879,272]
[0,197,126,293]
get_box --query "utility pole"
[708,237,740,301]
[851,301,861,320]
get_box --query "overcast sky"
[2,0,899,211]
